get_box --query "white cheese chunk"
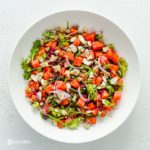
[84,49,90,58]
[66,82,71,91]
[41,79,48,86]
[37,91,42,100]
[102,46,109,53]
[70,44,77,53]
[55,50,60,55]
[78,46,85,52]
[89,72,94,78]
[38,56,44,62]
[102,76,107,83]
[110,77,118,85]
[49,55,57,62]
[40,61,49,67]
[83,58,92,66]
[61,110,67,116]
[70,69,80,76]
[31,74,37,82]
[87,41,92,46]
[79,35,86,44]
[65,70,70,79]
[70,36,76,42]
[31,73,43,82]
[52,65,61,72]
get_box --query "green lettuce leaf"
[32,101,39,108]
[102,99,114,107]
[30,40,41,60]
[21,58,32,80]
[65,118,81,129]
[118,58,128,77]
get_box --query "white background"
[0,0,149,149]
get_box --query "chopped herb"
[71,88,78,93]
[103,64,110,70]
[49,107,62,117]
[40,39,44,46]
[47,95,54,100]
[42,52,47,60]
[48,114,65,124]
[81,64,91,70]
[42,31,55,39]
[75,50,81,56]
[117,84,124,92]
[96,34,103,40]
[102,99,114,107]
[106,85,115,95]
[40,112,44,118]
[58,33,69,47]
[51,77,56,83]
[80,87,87,94]
[86,69,94,76]
[67,20,70,29]
[37,67,42,72]
[87,78,91,84]
[86,84,97,100]
[107,43,115,49]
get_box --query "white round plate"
[8,10,141,143]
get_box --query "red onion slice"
[66,57,80,69]
[98,57,110,76]
[50,90,71,100]
[54,82,57,91]
[66,31,78,37]
[78,87,89,101]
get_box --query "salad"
[21,22,128,129]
